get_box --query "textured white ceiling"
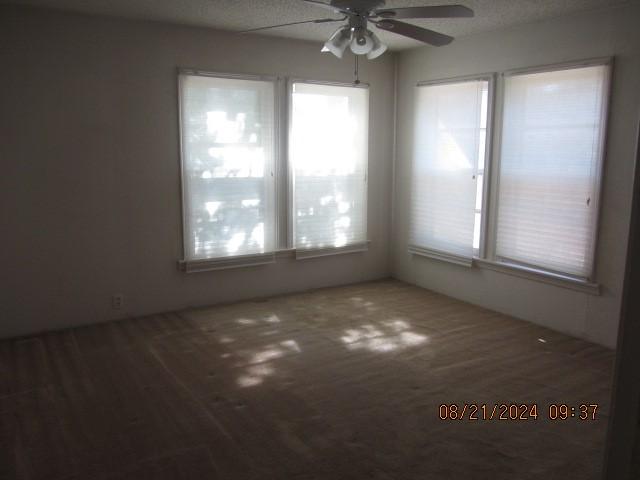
[2,0,633,50]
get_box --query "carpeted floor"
[0,279,614,479]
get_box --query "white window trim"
[176,71,372,273]
[178,252,276,273]
[177,241,370,273]
[409,73,496,264]
[409,245,473,267]
[474,258,601,295]
[287,78,371,258]
[177,68,280,272]
[296,241,369,260]
[408,58,612,296]
[488,57,613,288]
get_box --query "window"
[495,64,610,279]
[179,72,277,266]
[289,81,369,256]
[410,78,490,263]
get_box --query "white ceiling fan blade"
[375,19,454,46]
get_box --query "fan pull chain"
[354,54,361,85]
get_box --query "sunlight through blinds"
[410,79,489,261]
[180,74,276,261]
[496,65,609,278]
[290,82,369,253]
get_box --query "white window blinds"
[496,65,609,278]
[410,79,489,261]
[290,82,369,253]
[180,73,276,261]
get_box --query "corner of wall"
[389,51,400,279]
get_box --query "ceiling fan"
[240,1,474,60]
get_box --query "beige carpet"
[0,279,614,479]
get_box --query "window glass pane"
[410,79,489,258]
[478,129,486,170]
[473,212,482,252]
[180,74,276,260]
[480,87,488,129]
[496,65,608,277]
[475,174,484,210]
[291,82,368,250]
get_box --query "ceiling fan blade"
[375,19,453,46]
[374,5,473,19]
[302,0,343,13]
[238,17,343,33]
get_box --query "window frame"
[176,68,281,272]
[409,73,496,265]
[287,78,371,258]
[409,59,612,294]
[488,57,613,285]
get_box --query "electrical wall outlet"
[111,294,124,310]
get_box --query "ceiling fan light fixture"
[322,26,351,58]
[366,30,387,59]
[349,27,373,55]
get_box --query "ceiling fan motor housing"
[330,0,386,15]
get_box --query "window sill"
[178,252,276,273]
[179,241,370,273]
[407,246,600,295]
[408,245,472,267]
[474,258,601,295]
[295,241,369,260]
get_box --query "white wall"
[392,3,640,348]
[0,6,396,338]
